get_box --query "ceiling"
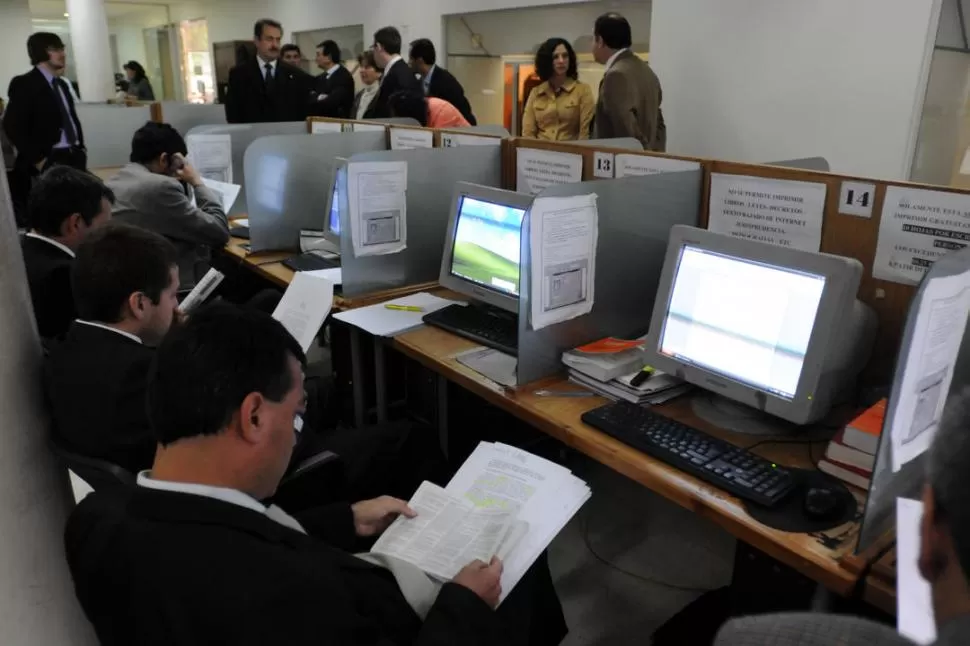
[29,0,176,22]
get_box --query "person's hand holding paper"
[352,496,417,537]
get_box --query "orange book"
[843,398,887,455]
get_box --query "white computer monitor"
[644,225,876,427]
[437,182,534,314]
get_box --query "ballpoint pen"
[384,304,425,312]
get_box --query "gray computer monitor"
[437,182,534,314]
[643,225,877,429]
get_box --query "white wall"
[168,0,270,46]
[111,24,148,73]
[0,0,33,100]
[650,0,943,180]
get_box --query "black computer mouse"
[803,486,844,521]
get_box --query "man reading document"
[65,303,566,645]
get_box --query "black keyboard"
[423,303,518,356]
[283,253,340,272]
[229,225,250,239]
[581,401,796,507]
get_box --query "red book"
[819,457,871,490]
[843,399,886,454]
[824,428,876,471]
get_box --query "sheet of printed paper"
[708,173,826,252]
[890,270,970,472]
[515,148,583,195]
[390,128,434,150]
[529,194,599,330]
[352,122,387,133]
[310,121,343,134]
[455,347,517,388]
[186,134,233,183]
[615,154,701,177]
[200,177,241,212]
[897,498,936,645]
[347,160,408,257]
[178,268,224,313]
[873,186,970,285]
[440,133,502,148]
[271,272,335,352]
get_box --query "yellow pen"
[384,304,424,312]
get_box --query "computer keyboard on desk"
[423,303,518,356]
[283,252,340,272]
[581,401,796,507]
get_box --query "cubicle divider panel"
[76,103,153,168]
[185,121,307,217]
[158,102,227,135]
[517,171,704,385]
[244,131,388,252]
[765,157,831,171]
[339,146,503,298]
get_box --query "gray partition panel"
[568,138,643,151]
[75,104,153,168]
[185,121,307,216]
[366,118,421,126]
[765,157,830,171]
[339,146,503,297]
[245,131,387,252]
[160,102,226,136]
[517,171,703,385]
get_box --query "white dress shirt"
[75,320,142,344]
[605,48,629,72]
[25,231,75,258]
[325,64,341,79]
[256,55,279,80]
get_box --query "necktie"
[54,78,78,146]
[263,62,274,89]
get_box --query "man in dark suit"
[65,303,567,645]
[409,38,477,126]
[591,13,666,151]
[21,166,114,341]
[225,19,313,123]
[365,26,422,119]
[3,32,87,222]
[46,224,180,473]
[310,39,355,118]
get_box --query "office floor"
[549,455,736,645]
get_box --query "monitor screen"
[327,182,340,236]
[658,245,826,400]
[449,195,526,298]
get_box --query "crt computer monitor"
[643,225,877,427]
[437,182,534,314]
[323,161,347,245]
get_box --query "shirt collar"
[137,471,267,515]
[605,48,628,71]
[539,77,576,97]
[25,231,75,258]
[75,319,143,344]
[36,65,56,85]
[256,55,278,71]
[424,64,436,86]
[382,55,403,81]
[325,63,341,78]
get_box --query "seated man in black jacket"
[46,223,180,473]
[21,166,114,340]
[65,303,567,645]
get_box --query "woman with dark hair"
[123,61,155,101]
[352,49,383,120]
[521,37,593,141]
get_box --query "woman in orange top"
[521,38,594,141]
[388,90,470,129]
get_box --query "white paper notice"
[390,128,434,150]
[890,270,970,472]
[186,134,233,184]
[960,147,970,175]
[615,154,701,177]
[516,148,583,195]
[352,122,387,133]
[873,187,970,285]
[271,272,335,352]
[440,133,502,148]
[897,498,936,645]
[708,173,826,252]
[311,120,343,134]
[200,178,241,212]
[529,194,598,330]
[347,161,407,257]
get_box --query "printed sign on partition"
[873,186,970,285]
[311,121,343,134]
[441,133,502,148]
[516,148,583,195]
[390,128,434,150]
[708,173,826,252]
[592,152,614,179]
[615,154,701,177]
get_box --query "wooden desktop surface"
[393,325,896,612]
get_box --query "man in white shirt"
[20,166,113,340]
[365,26,422,119]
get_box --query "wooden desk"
[393,325,894,612]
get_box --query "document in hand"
[178,268,224,314]
[371,442,591,603]
[200,177,242,212]
[271,272,335,352]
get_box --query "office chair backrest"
[49,439,135,492]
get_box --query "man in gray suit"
[106,122,229,291]
[591,13,666,151]
[716,389,970,645]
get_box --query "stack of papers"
[568,368,690,405]
[372,442,590,602]
[333,292,463,337]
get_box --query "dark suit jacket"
[593,50,666,151]
[427,67,476,126]
[365,58,422,119]
[311,65,356,119]
[65,487,519,646]
[3,67,85,168]
[20,235,76,340]
[225,59,313,124]
[45,323,156,473]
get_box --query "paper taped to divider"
[347,161,408,257]
[186,134,232,184]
